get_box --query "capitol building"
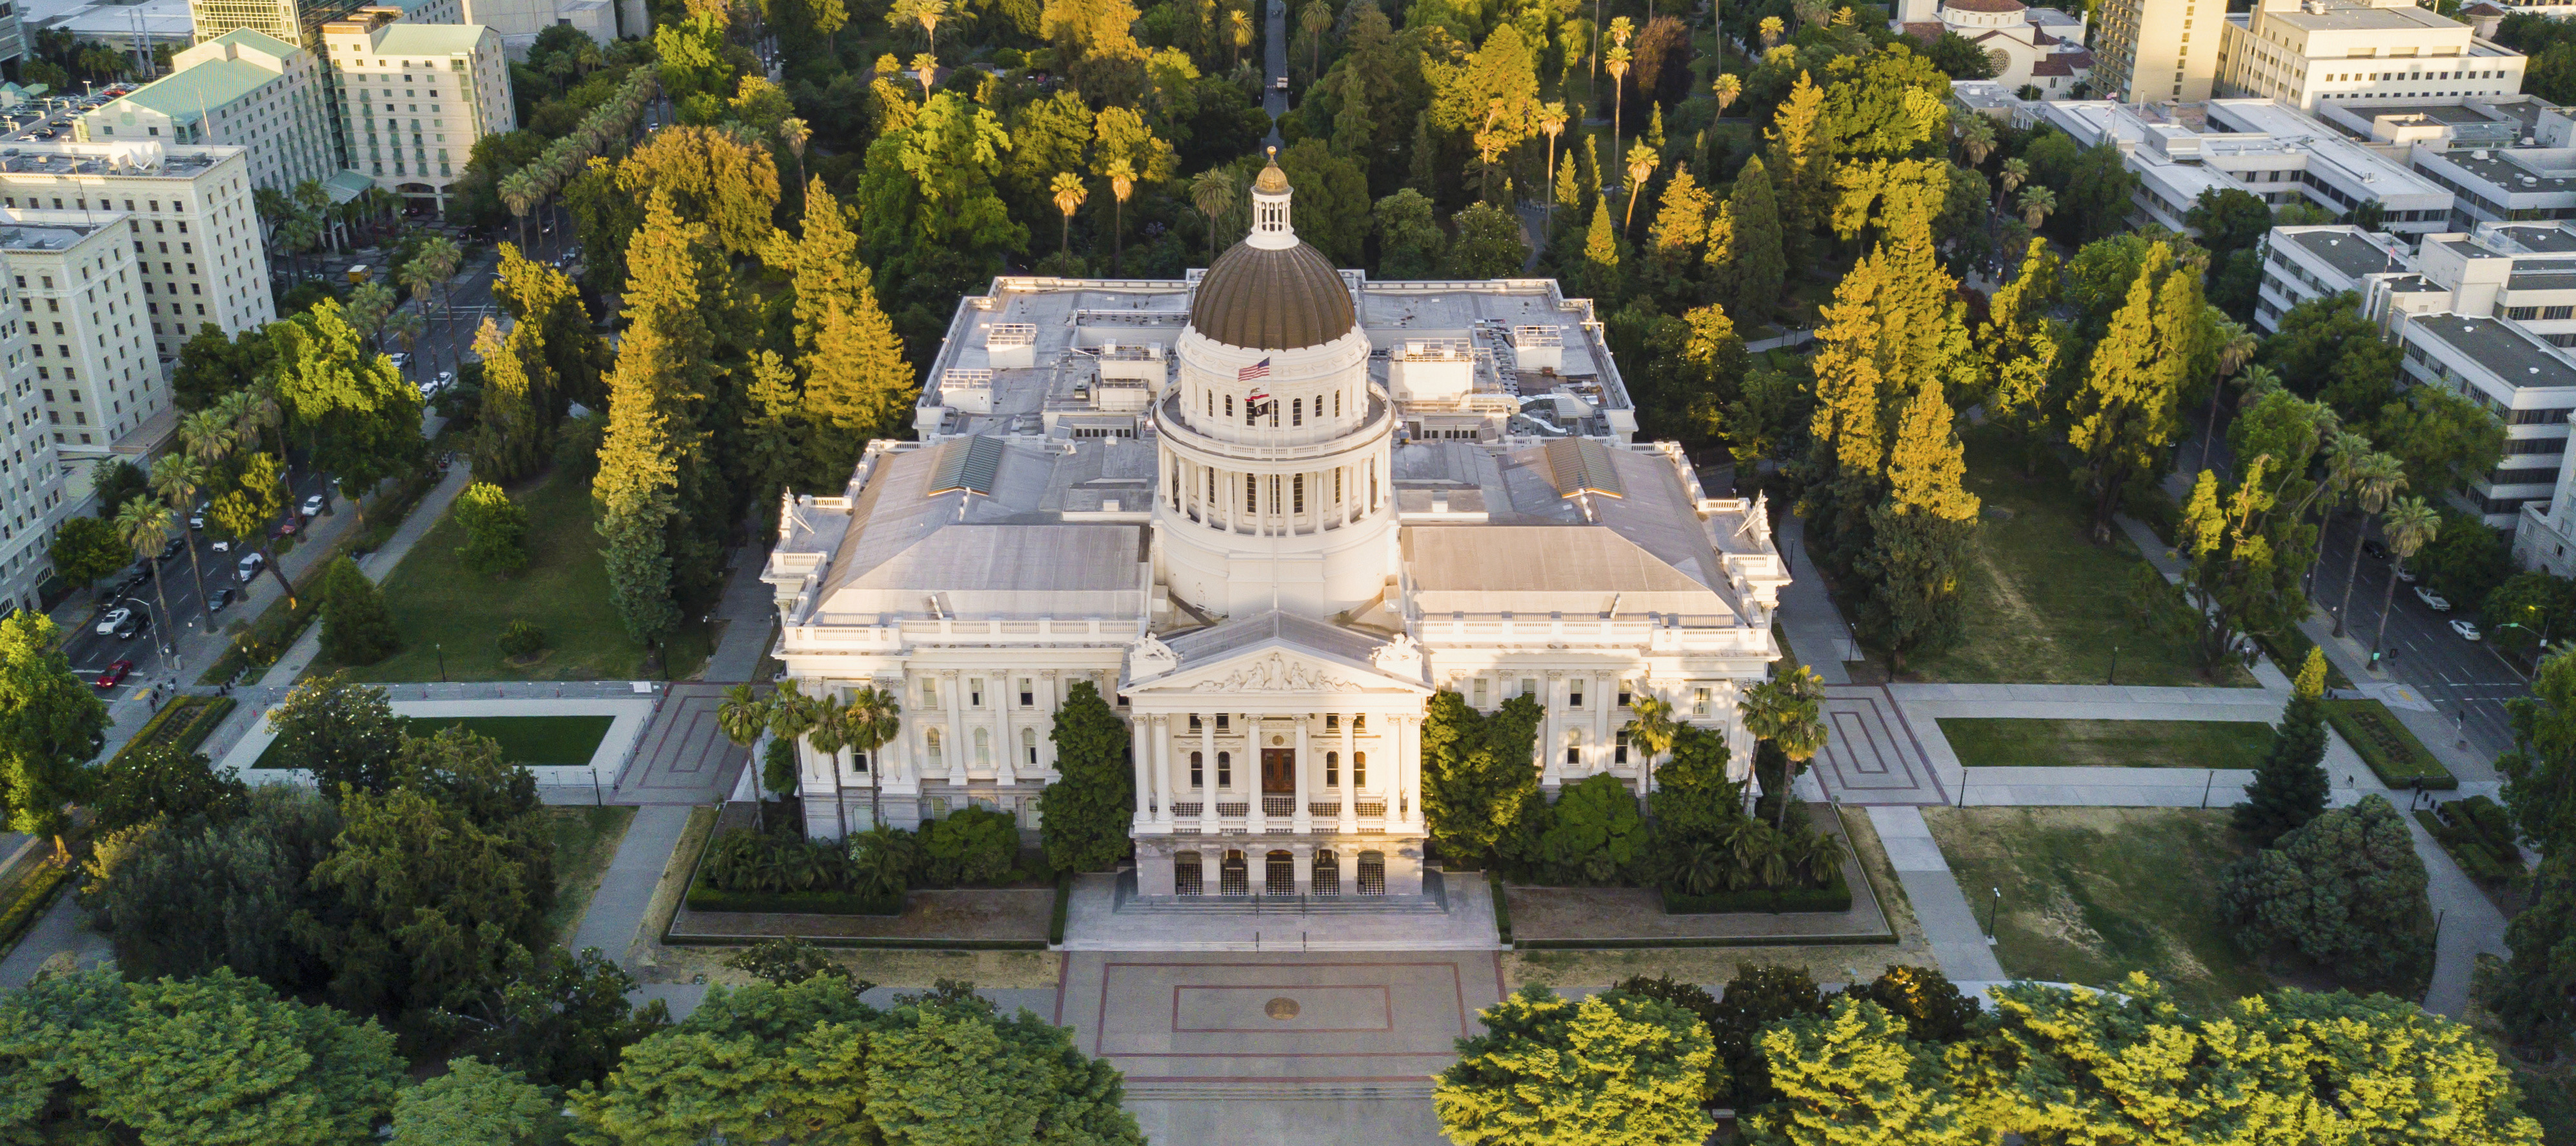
[760,157,1789,901]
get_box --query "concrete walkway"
[2113,514,2296,691]
[1777,517,1853,683]
[257,463,474,687]
[698,548,776,685]
[1865,807,2003,983]
[570,803,695,965]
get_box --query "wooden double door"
[1261,748,1296,794]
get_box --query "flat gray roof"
[2416,316,2576,389]
[2493,223,2576,254]
[2286,229,2404,280]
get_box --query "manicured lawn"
[1900,424,2253,687]
[256,714,613,769]
[1937,719,2277,770]
[1920,807,2275,1010]
[543,804,636,943]
[330,464,713,683]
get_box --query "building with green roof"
[79,28,335,194]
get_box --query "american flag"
[1237,357,1272,382]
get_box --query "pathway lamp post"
[1985,887,2002,941]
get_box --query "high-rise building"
[456,0,617,53]
[0,209,162,461]
[0,215,75,616]
[78,29,336,195]
[2091,0,2222,103]
[186,0,462,187]
[2215,0,2525,111]
[321,12,512,214]
[0,142,275,368]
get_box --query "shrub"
[1533,772,1648,885]
[761,738,798,799]
[2220,794,2435,991]
[700,828,854,894]
[923,807,1019,887]
[319,557,400,665]
[1840,965,1981,1043]
[1615,974,1728,1103]
[497,619,547,658]
[455,481,529,577]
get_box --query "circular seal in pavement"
[1263,997,1300,1020]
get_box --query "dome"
[1189,241,1356,350]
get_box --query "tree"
[1052,172,1089,263]
[1857,385,1979,668]
[172,323,275,412]
[150,454,214,621]
[723,936,858,987]
[2068,242,2199,539]
[390,1058,554,1146]
[1749,997,1975,1146]
[1434,987,1716,1146]
[454,481,530,578]
[265,671,407,795]
[1420,690,1544,869]
[1535,772,1650,885]
[2220,794,2434,990]
[1839,965,1980,1044]
[468,317,550,485]
[268,299,423,514]
[0,967,405,1146]
[1714,154,1787,325]
[1039,680,1131,873]
[319,557,400,666]
[2497,852,2576,1049]
[45,514,126,592]
[2373,495,2442,658]
[1742,665,1828,813]
[455,945,669,1088]
[83,785,343,987]
[1276,138,1369,268]
[1374,188,1445,278]
[1579,194,1622,301]
[1444,203,1530,279]
[594,194,697,650]
[801,285,917,482]
[2235,648,2330,847]
[0,612,106,850]
[92,744,245,831]
[2331,448,2406,638]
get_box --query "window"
[1520,678,1538,699]
[1245,473,1258,512]
[1325,713,1338,731]
[1569,683,1584,709]
[1292,474,1305,514]
[1692,687,1711,716]
[1216,713,1231,731]
[925,729,943,765]
[1618,681,1633,707]
[974,727,991,767]
[1021,728,1038,766]
[1188,712,1202,732]
[969,678,984,707]
[1216,751,1232,787]
[1325,751,1339,786]
[1019,678,1034,707]
[1472,678,1488,707]
[921,678,939,707]
[1293,397,1303,426]
[1615,731,1630,764]
[1353,752,1365,787]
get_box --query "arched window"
[1216,750,1233,787]
[1174,852,1202,896]
[1357,851,1386,896]
[1313,849,1339,896]
[1021,727,1038,766]
[1353,750,1367,787]
[1225,394,1234,417]
[1325,750,1339,786]
[1334,390,1342,417]
[1293,397,1303,426]
[974,727,991,767]
[1206,390,1214,417]
[1190,750,1204,787]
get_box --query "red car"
[95,659,132,689]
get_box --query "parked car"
[187,501,207,530]
[390,352,412,372]
[158,536,185,561]
[2413,587,2452,612]
[273,520,297,540]
[210,537,232,553]
[93,607,130,636]
[2396,566,2419,584]
[236,552,265,583]
[301,493,325,518]
[2363,538,2392,560]
[2453,619,2484,641]
[207,585,236,613]
[94,659,130,689]
[113,612,146,639]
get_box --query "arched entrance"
[1358,851,1386,896]
[1174,850,1202,897]
[1265,850,1296,896]
[1220,850,1249,896]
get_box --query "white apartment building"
[2252,222,2411,330]
[0,221,68,617]
[80,30,336,196]
[2215,0,2525,112]
[2027,97,2455,237]
[321,11,513,215]
[2091,0,2222,103]
[0,210,161,465]
[0,143,273,371]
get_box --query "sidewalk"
[257,464,474,687]
[570,803,694,967]
[1865,807,2003,983]
[1778,518,1853,684]
[698,548,776,685]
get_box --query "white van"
[236,552,265,583]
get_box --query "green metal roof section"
[364,24,493,55]
[322,169,375,203]
[111,59,279,123]
[200,27,303,56]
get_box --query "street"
[2309,512,2524,756]
[58,467,337,693]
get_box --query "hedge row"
[1660,872,1854,916]
[2419,794,2526,885]
[2322,699,2458,790]
[106,695,237,768]
[0,857,70,961]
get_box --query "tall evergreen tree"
[2069,243,2195,539]
[1857,385,1980,668]
[319,556,401,666]
[1764,71,1830,261]
[1977,237,2064,457]
[1716,154,1786,326]
[801,289,918,481]
[778,177,865,354]
[1802,252,1890,565]
[0,611,105,851]
[1580,194,1622,303]
[1038,680,1132,873]
[741,350,809,529]
[492,243,603,412]
[2235,648,2331,847]
[468,317,551,484]
[594,192,699,648]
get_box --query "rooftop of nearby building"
[2413,314,2576,388]
[104,59,281,123]
[2254,0,2470,34]
[2035,97,2450,201]
[2282,226,2410,279]
[2432,146,2576,192]
[0,210,114,251]
[19,0,190,41]
[332,22,493,54]
[918,274,1634,442]
[2484,221,2576,252]
[0,141,234,178]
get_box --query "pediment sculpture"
[1370,632,1426,681]
[1187,652,1365,693]
[1127,632,1180,681]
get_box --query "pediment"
[1128,643,1430,696]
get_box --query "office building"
[79,29,336,195]
[2089,0,2222,103]
[0,141,274,369]
[0,216,72,616]
[321,11,512,214]
[2215,0,2525,112]
[0,208,163,461]
[1894,0,2095,96]
[2027,97,2455,237]
[458,0,618,54]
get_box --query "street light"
[435,641,447,682]
[2108,645,2119,687]
[1985,886,2002,940]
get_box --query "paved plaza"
[612,682,750,805]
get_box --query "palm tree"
[2195,317,2260,472]
[1758,14,1784,46]
[114,499,176,660]
[149,456,212,622]
[2018,185,2056,230]
[383,310,425,380]
[1189,166,1236,266]
[1956,113,1997,167]
[2371,496,2440,661]
[1538,102,1568,208]
[1052,172,1087,265]
[179,408,234,468]
[1228,8,1251,68]
[1711,74,1741,119]
[1105,158,1137,277]
[1620,694,1678,792]
[1741,665,1829,826]
[781,117,810,192]
[1622,147,1658,232]
[500,170,538,252]
[843,685,902,830]
[1996,157,2029,210]
[2336,451,2408,638]
[404,236,464,368]
[803,694,854,841]
[1605,43,1633,164]
[911,52,939,97]
[1300,0,1331,81]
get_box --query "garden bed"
[1501,807,1895,949]
[2322,699,2457,790]
[1660,872,1853,915]
[104,694,236,766]
[2415,795,2526,892]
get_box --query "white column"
[1293,714,1312,832]
[1130,713,1151,830]
[1396,716,1419,830]
[1593,673,1612,779]
[1200,712,1219,835]
[1247,713,1267,834]
[941,671,965,782]
[1338,710,1358,834]
[994,670,1016,787]
[1152,715,1174,828]
[1539,674,1562,787]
